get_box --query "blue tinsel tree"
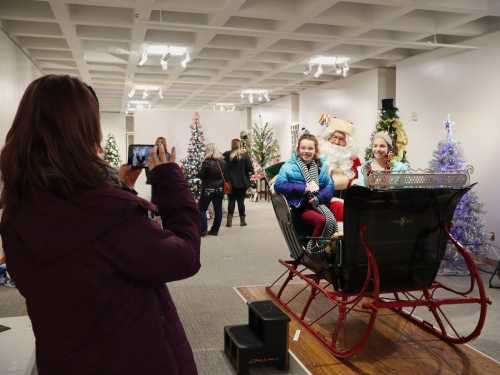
[430,115,489,272]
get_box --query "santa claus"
[318,115,361,196]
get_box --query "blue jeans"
[199,188,224,233]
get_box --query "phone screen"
[128,144,154,168]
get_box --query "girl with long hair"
[198,143,226,236]
[354,131,408,187]
[223,138,254,227]
[274,133,335,256]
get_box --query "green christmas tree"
[181,112,206,199]
[365,99,409,163]
[250,120,280,171]
[103,133,121,167]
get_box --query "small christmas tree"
[103,133,121,167]
[430,115,489,273]
[250,119,280,171]
[365,99,409,163]
[181,112,206,199]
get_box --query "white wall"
[0,30,41,144]
[396,30,500,242]
[133,109,245,198]
[299,69,381,158]
[251,69,383,161]
[100,112,126,164]
[251,96,292,160]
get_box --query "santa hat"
[321,117,353,139]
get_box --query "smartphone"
[128,144,154,168]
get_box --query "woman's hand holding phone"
[119,165,142,189]
[148,143,176,170]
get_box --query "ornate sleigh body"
[265,166,491,358]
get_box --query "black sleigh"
[265,164,491,358]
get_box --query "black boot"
[226,214,233,227]
[240,215,247,226]
[207,228,218,236]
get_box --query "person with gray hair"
[353,131,408,187]
[198,143,226,235]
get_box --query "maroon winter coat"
[1,164,201,375]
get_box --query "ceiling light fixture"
[240,89,270,104]
[305,55,350,79]
[138,44,191,70]
[127,100,152,111]
[214,103,236,112]
[181,52,191,68]
[128,85,164,100]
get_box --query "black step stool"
[224,300,290,374]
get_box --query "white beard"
[320,141,357,179]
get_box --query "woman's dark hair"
[0,75,109,219]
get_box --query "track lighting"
[138,44,191,70]
[128,85,164,101]
[240,89,270,104]
[313,64,323,78]
[304,56,350,79]
[214,103,236,112]
[181,52,191,68]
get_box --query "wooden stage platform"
[235,284,500,375]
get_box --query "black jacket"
[223,151,254,190]
[198,158,226,190]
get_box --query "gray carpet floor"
[1,200,500,374]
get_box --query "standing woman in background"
[0,75,200,375]
[223,138,254,227]
[198,143,225,236]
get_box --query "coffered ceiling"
[1,0,500,112]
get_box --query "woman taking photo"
[198,143,225,236]
[354,131,408,187]
[223,138,254,227]
[0,75,200,375]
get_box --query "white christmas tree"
[103,133,121,167]
[430,115,490,273]
[181,112,206,199]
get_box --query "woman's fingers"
[158,143,167,162]
[170,146,176,162]
[147,146,158,170]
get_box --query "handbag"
[216,160,232,194]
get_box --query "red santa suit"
[317,116,361,220]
